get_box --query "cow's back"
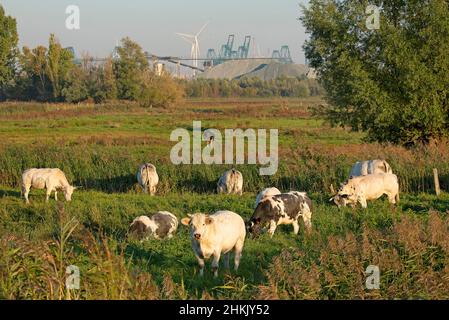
[210,210,246,247]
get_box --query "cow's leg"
[211,252,221,277]
[359,198,368,209]
[268,220,277,237]
[196,255,205,277]
[54,190,58,201]
[292,220,300,235]
[234,239,244,272]
[23,185,30,204]
[223,252,230,270]
[302,210,312,232]
[45,187,52,202]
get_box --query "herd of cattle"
[20,159,399,277]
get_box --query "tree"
[113,37,149,100]
[301,0,449,146]
[46,34,74,100]
[0,5,19,99]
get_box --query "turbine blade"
[196,21,209,37]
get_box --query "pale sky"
[1,0,309,64]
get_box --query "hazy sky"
[1,0,309,64]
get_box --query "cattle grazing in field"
[129,211,178,240]
[137,163,159,195]
[331,173,399,208]
[349,159,393,177]
[217,169,243,195]
[248,191,313,237]
[255,187,281,208]
[181,210,246,277]
[21,168,77,204]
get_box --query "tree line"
[181,77,325,98]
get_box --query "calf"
[129,211,178,240]
[181,210,246,277]
[137,163,159,195]
[331,173,399,208]
[21,168,77,204]
[248,191,312,237]
[217,169,243,195]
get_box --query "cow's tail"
[145,164,151,194]
[383,160,392,174]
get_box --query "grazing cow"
[181,210,246,277]
[21,168,77,204]
[129,211,178,240]
[217,169,243,195]
[255,187,281,208]
[330,173,399,208]
[349,159,393,177]
[137,163,159,195]
[248,191,313,237]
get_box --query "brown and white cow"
[137,163,159,195]
[21,168,77,204]
[181,210,246,277]
[248,191,312,237]
[129,211,178,240]
[331,173,399,208]
[217,169,243,195]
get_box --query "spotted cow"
[248,191,312,237]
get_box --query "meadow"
[0,97,448,299]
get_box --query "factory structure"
[65,29,317,81]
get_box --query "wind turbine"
[176,22,209,76]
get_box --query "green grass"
[0,98,448,299]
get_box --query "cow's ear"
[181,217,191,226]
[205,217,214,225]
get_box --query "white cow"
[217,169,243,195]
[21,168,77,204]
[129,211,178,240]
[181,210,246,277]
[137,163,159,195]
[255,187,281,208]
[349,159,393,177]
[331,173,399,208]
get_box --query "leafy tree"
[301,0,449,146]
[113,37,149,100]
[46,34,74,100]
[138,71,184,108]
[0,5,19,99]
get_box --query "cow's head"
[63,185,77,201]
[181,213,213,241]
[330,181,357,208]
[247,198,275,236]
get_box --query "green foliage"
[301,0,449,146]
[0,5,19,99]
[113,37,149,101]
[46,34,74,100]
[17,35,75,101]
[183,76,324,98]
[138,72,184,108]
